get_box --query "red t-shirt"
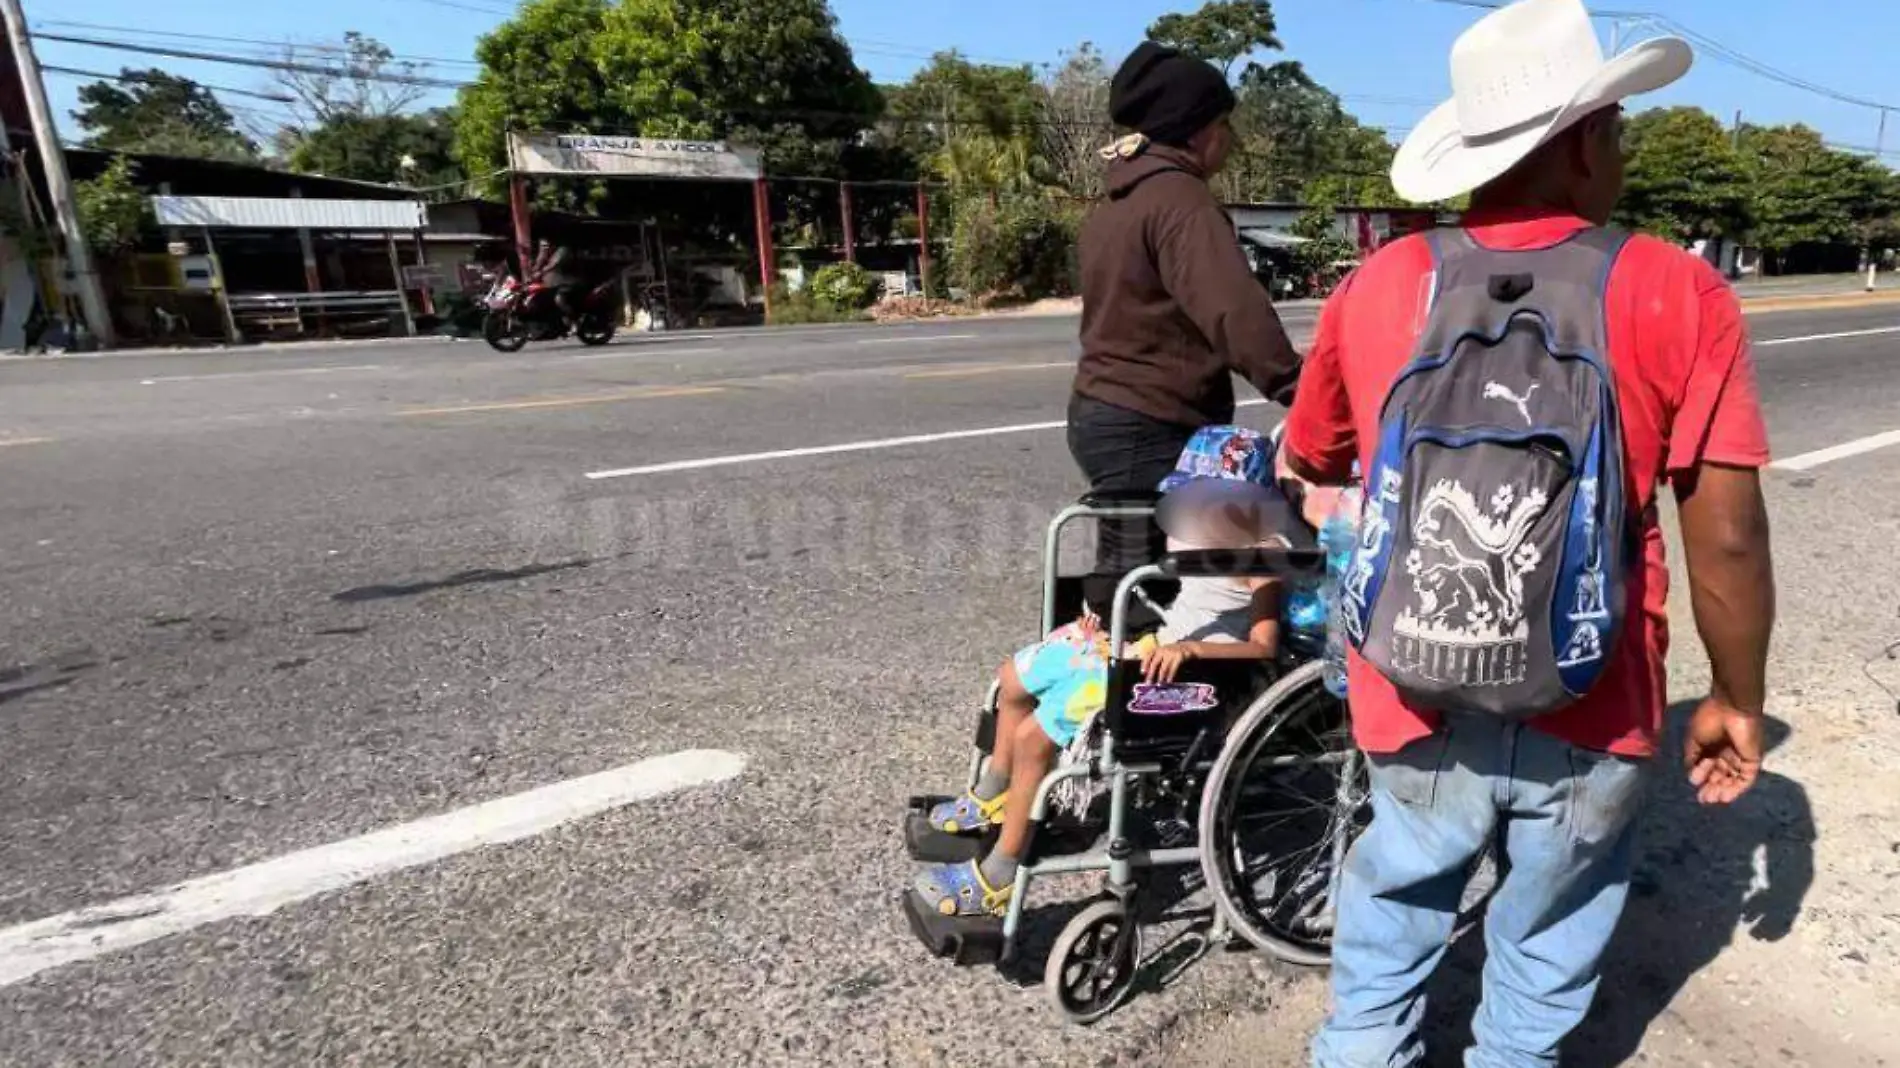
[1284,209,1771,758]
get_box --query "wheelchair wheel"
[1044,899,1141,1025]
[1198,660,1368,967]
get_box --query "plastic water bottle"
[1318,506,1358,700]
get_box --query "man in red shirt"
[1285,2,1777,1065]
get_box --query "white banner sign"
[508,133,763,182]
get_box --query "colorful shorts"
[1012,623,1153,748]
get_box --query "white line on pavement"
[1772,429,1900,471]
[139,364,382,385]
[568,346,725,362]
[0,749,747,988]
[855,334,979,345]
[904,360,1074,379]
[1756,325,1900,346]
[584,397,1272,480]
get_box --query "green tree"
[72,70,257,162]
[288,109,462,189]
[1740,123,1900,266]
[456,0,880,215]
[74,155,154,253]
[881,52,1043,190]
[1301,119,1398,206]
[1146,0,1282,76]
[1614,106,1752,243]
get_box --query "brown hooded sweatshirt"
[1074,145,1300,428]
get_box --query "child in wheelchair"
[911,425,1308,920]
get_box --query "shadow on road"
[1420,704,1815,1067]
[331,558,592,603]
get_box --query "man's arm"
[1154,189,1300,395]
[1677,463,1775,715]
[1281,281,1358,485]
[1675,463,1775,804]
[1667,258,1776,805]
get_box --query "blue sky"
[28,0,1900,162]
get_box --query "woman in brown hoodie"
[1071,42,1302,575]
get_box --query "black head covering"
[1109,42,1236,147]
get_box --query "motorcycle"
[480,273,620,353]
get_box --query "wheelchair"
[898,488,1370,1024]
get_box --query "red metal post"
[509,174,533,278]
[915,182,931,297]
[753,177,776,320]
[840,182,857,265]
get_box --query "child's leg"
[925,658,1037,833]
[984,658,1036,793]
[993,713,1059,862]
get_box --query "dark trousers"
[1065,393,1199,575]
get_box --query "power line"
[384,0,513,15]
[32,19,483,67]
[1418,0,1900,114]
[31,32,467,90]
[41,63,298,103]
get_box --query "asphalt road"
[1,301,1897,1066]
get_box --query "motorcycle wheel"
[483,310,530,353]
[575,314,616,347]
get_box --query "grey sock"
[972,766,1010,802]
[980,850,1020,888]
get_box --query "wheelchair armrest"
[1078,488,1162,509]
[1159,547,1325,579]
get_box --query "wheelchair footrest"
[904,796,992,864]
[899,889,1005,966]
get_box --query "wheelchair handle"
[1158,547,1325,578]
[1109,549,1326,657]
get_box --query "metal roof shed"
[150,196,433,343]
[151,196,428,231]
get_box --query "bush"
[949,193,1079,302]
[807,261,882,310]
[75,155,153,254]
[766,283,868,325]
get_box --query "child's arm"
[1143,582,1284,682]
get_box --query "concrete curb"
[1741,290,1900,313]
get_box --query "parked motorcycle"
[481,273,619,352]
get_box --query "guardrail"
[224,290,413,341]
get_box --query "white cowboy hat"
[1391,0,1693,204]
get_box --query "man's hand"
[1143,642,1198,683]
[1683,696,1765,805]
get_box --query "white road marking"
[1772,429,1900,471]
[0,749,747,988]
[904,360,1074,379]
[0,436,53,448]
[1756,325,1900,347]
[855,334,978,346]
[568,346,725,362]
[585,397,1272,480]
[139,364,381,385]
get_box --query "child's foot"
[926,790,1007,835]
[912,859,1013,918]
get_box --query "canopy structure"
[504,133,843,319]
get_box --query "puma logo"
[1483,381,1539,425]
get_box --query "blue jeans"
[1312,717,1651,1068]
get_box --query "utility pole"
[1733,109,1744,151]
[0,0,114,348]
